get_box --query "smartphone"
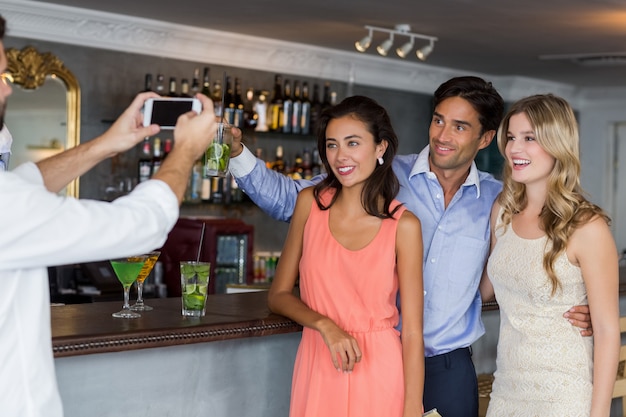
[423,409,443,417]
[143,97,202,130]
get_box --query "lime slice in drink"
[208,142,223,159]
[184,283,196,294]
[206,160,219,171]
[197,284,208,295]
[184,292,206,310]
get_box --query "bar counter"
[51,291,301,357]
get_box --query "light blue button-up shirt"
[230,145,503,357]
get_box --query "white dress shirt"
[0,162,179,417]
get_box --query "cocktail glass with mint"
[110,255,148,319]
[180,261,211,317]
[204,123,232,178]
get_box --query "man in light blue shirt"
[228,76,591,417]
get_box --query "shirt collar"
[0,124,13,154]
[410,145,482,198]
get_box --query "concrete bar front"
[52,293,302,417]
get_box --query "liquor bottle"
[223,76,235,124]
[280,79,293,134]
[212,78,223,117]
[185,158,202,203]
[254,90,269,132]
[230,175,243,203]
[302,147,312,179]
[310,83,322,135]
[290,153,303,179]
[167,77,178,97]
[201,67,211,96]
[151,137,163,176]
[243,87,257,130]
[311,148,323,177]
[210,177,223,204]
[137,138,152,183]
[300,82,311,135]
[200,177,211,202]
[233,77,245,128]
[163,138,173,159]
[267,75,283,132]
[291,80,302,135]
[321,81,332,114]
[191,68,201,95]
[155,74,165,96]
[142,73,153,92]
[180,78,191,97]
[272,145,285,174]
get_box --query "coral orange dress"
[290,190,406,417]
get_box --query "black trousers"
[423,347,478,417]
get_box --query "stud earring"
[377,157,384,165]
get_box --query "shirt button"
[436,194,441,199]
[430,258,436,263]
[437,226,442,230]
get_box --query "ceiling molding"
[0,0,584,104]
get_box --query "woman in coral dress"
[268,95,424,417]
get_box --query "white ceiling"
[26,0,626,89]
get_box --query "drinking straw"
[196,222,206,262]
[220,71,226,125]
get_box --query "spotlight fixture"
[355,28,373,52]
[396,39,415,58]
[416,40,434,61]
[377,34,394,56]
[354,24,438,61]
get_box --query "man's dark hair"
[433,76,504,135]
[0,15,5,39]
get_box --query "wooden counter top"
[52,267,626,358]
[51,291,301,358]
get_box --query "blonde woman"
[480,94,619,416]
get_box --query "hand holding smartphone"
[143,97,202,130]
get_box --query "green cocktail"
[180,261,211,317]
[110,255,147,319]
[111,260,144,286]
[204,123,232,178]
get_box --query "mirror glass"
[4,46,81,197]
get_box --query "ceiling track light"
[354,24,438,61]
[377,33,394,56]
[416,40,434,61]
[355,28,373,52]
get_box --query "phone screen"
[150,100,195,127]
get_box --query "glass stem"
[123,285,131,309]
[136,282,145,305]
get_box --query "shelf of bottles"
[136,68,337,207]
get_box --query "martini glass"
[110,255,148,319]
[130,251,160,312]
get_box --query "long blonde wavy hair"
[496,94,610,295]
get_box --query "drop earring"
[377,157,384,165]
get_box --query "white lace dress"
[485,218,593,417]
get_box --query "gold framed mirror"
[5,46,81,197]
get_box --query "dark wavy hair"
[313,95,400,219]
[0,15,5,39]
[433,76,504,136]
